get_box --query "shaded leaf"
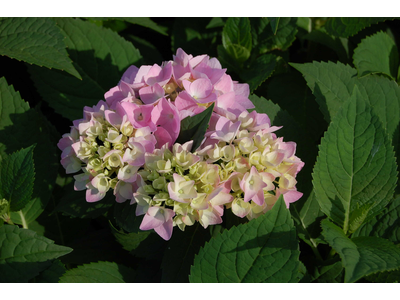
[176,103,214,151]
[313,85,397,233]
[241,53,276,92]
[59,261,136,283]
[161,223,210,283]
[113,200,142,232]
[189,196,301,283]
[0,17,80,79]
[0,145,35,212]
[55,185,115,219]
[0,78,58,225]
[321,219,400,283]
[110,223,150,252]
[0,225,72,283]
[29,17,142,121]
[353,31,399,79]
[267,17,280,34]
[33,259,66,283]
[222,17,252,52]
[353,195,400,245]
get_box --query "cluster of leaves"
[1,17,400,283]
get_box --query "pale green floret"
[156,159,172,173]
[97,146,110,158]
[87,157,103,172]
[152,177,167,190]
[143,185,156,194]
[153,192,170,202]
[121,121,134,136]
[113,143,124,151]
[109,178,118,189]
[147,171,160,181]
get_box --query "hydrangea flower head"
[58,48,304,241]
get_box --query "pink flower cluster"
[58,48,304,240]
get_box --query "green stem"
[19,210,28,229]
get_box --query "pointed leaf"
[321,219,400,283]
[0,17,81,79]
[241,53,276,92]
[313,85,397,233]
[189,196,301,283]
[29,17,142,121]
[176,103,214,151]
[222,17,252,51]
[0,77,58,225]
[267,17,280,34]
[59,261,136,283]
[0,225,72,283]
[290,61,400,158]
[0,145,35,211]
[324,17,395,38]
[353,31,399,80]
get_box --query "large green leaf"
[321,219,400,283]
[353,196,400,245]
[324,17,394,38]
[312,260,344,283]
[313,85,397,233]
[353,31,399,80]
[290,62,400,157]
[0,77,58,225]
[29,17,142,121]
[241,53,276,92]
[0,145,35,212]
[189,196,301,283]
[161,223,210,283]
[0,225,72,282]
[59,261,136,283]
[0,17,80,79]
[176,103,214,151]
[290,61,357,123]
[267,17,280,34]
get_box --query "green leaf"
[0,225,72,282]
[353,195,400,245]
[241,53,276,92]
[161,223,210,283]
[29,17,142,121]
[292,190,325,248]
[222,17,252,52]
[290,61,358,123]
[176,103,214,151]
[353,31,399,80]
[110,223,150,252]
[267,17,280,34]
[0,17,80,79]
[324,17,394,38]
[55,185,115,219]
[312,260,344,283]
[189,196,301,283]
[251,17,298,53]
[33,259,66,283]
[0,145,35,212]
[290,62,400,153]
[59,261,136,283]
[321,219,400,283]
[0,77,58,225]
[224,44,251,63]
[0,77,29,131]
[313,85,397,233]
